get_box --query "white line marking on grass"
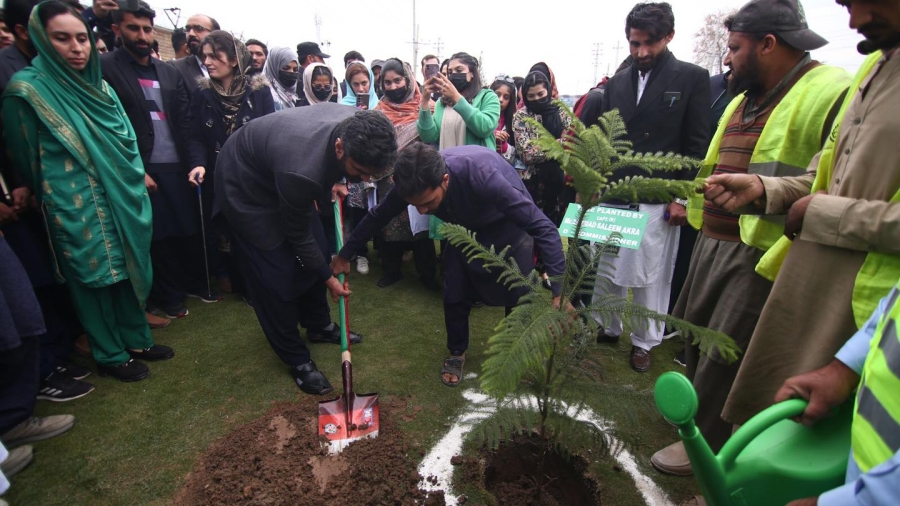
[417,386,675,506]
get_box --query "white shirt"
[195,55,209,79]
[636,70,652,104]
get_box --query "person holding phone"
[417,52,500,151]
[339,61,378,110]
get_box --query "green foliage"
[439,104,741,478]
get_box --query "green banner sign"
[558,204,649,250]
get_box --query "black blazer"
[601,50,710,190]
[170,55,204,94]
[100,49,192,169]
[0,45,29,94]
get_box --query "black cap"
[297,41,330,60]
[729,0,828,51]
[371,59,386,69]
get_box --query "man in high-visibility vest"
[776,282,900,506]
[703,0,900,436]
[652,0,850,476]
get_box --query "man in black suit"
[170,13,219,95]
[591,2,710,372]
[101,2,211,320]
[0,0,39,94]
[215,105,397,395]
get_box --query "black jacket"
[187,74,276,179]
[709,72,735,141]
[100,49,192,169]
[215,103,356,280]
[170,55,204,95]
[601,51,710,192]
[0,45,29,95]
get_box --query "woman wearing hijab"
[2,0,172,382]
[187,30,275,303]
[340,61,379,110]
[371,58,438,289]
[263,47,300,110]
[513,70,572,226]
[298,62,340,107]
[417,52,500,151]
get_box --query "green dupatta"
[2,4,152,304]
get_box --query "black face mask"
[313,87,332,101]
[448,73,470,92]
[384,86,408,104]
[527,96,552,113]
[277,70,299,88]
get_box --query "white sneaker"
[356,257,370,275]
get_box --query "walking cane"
[195,174,212,299]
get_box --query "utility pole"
[162,7,180,29]
[591,43,602,85]
[434,37,444,61]
[613,40,624,67]
[411,0,419,78]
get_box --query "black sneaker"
[420,277,442,292]
[128,345,175,362]
[674,349,687,367]
[98,359,150,382]
[187,291,223,303]
[37,373,95,402]
[55,361,91,380]
[596,327,621,344]
[164,303,189,319]
[377,273,402,288]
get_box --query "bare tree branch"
[693,10,736,75]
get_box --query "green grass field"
[4,256,700,506]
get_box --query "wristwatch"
[674,198,688,207]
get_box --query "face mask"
[384,86,408,103]
[528,96,552,113]
[277,70,299,88]
[449,72,470,92]
[313,87,332,101]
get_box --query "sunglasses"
[494,74,515,84]
[183,24,210,34]
[312,85,332,92]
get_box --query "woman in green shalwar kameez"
[1,1,173,382]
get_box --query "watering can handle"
[717,398,808,469]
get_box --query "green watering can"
[654,372,852,506]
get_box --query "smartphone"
[425,63,441,99]
[356,93,369,108]
[116,0,140,10]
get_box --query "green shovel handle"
[333,197,349,354]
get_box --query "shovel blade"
[318,392,379,454]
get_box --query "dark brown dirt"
[176,396,445,506]
[482,435,601,506]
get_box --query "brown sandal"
[441,356,465,387]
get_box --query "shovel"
[318,196,379,453]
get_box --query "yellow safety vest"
[852,283,900,472]
[757,51,900,328]
[688,65,851,252]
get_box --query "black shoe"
[308,324,363,345]
[98,359,150,382]
[164,303,189,319]
[542,279,553,291]
[55,361,91,380]
[674,349,687,368]
[472,300,485,308]
[187,291,223,303]
[291,361,334,395]
[37,373,95,402]
[128,345,175,362]
[421,277,442,292]
[377,273,402,288]
[596,327,620,344]
[243,296,254,308]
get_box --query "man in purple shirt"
[332,143,566,386]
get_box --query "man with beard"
[650,0,851,477]
[590,2,710,372]
[702,0,900,477]
[171,13,219,95]
[100,2,210,322]
[0,0,39,93]
[215,106,396,394]
[246,39,267,75]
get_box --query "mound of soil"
[482,435,601,506]
[176,396,445,506]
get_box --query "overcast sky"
[152,0,863,95]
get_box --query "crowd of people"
[0,0,898,504]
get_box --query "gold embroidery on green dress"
[41,180,52,194]
[73,193,83,209]
[89,257,99,271]
[65,158,74,172]
[53,215,62,227]
[63,249,72,259]
[82,227,92,241]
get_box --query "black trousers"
[0,337,39,434]
[34,285,77,379]
[669,226,699,313]
[149,235,207,308]
[445,302,513,356]
[380,238,437,280]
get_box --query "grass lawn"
[4,254,700,506]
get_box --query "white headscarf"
[302,62,341,105]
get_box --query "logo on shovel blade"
[363,408,373,424]
[324,423,338,435]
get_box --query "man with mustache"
[215,106,396,395]
[589,2,710,373]
[101,2,212,322]
[702,2,900,492]
[170,13,219,95]
[650,0,851,478]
